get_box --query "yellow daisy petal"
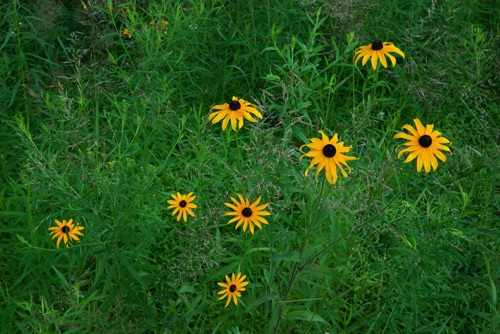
[394,118,451,172]
[354,40,405,70]
[300,130,357,185]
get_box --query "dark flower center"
[179,200,187,208]
[62,226,70,233]
[229,284,237,292]
[242,208,253,217]
[371,40,383,50]
[229,100,241,111]
[419,135,432,148]
[323,144,337,158]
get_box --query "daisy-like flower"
[208,96,263,131]
[394,118,451,173]
[217,272,249,307]
[48,219,85,248]
[354,40,405,70]
[167,192,197,222]
[300,130,357,185]
[224,194,270,234]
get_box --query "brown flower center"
[419,135,432,148]
[371,40,383,50]
[229,100,241,111]
[323,144,337,158]
[229,284,237,292]
[242,208,253,217]
[179,200,187,208]
[62,226,70,233]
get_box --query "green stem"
[235,129,241,172]
[371,68,379,102]
[352,63,356,108]
[301,169,414,270]
[262,228,282,300]
[274,177,327,333]
[299,178,326,257]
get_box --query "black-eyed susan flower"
[300,130,357,185]
[167,192,197,222]
[354,40,405,70]
[217,272,249,307]
[208,96,263,131]
[224,194,270,234]
[48,219,85,248]
[394,118,451,173]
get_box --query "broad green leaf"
[272,251,300,262]
[283,309,328,323]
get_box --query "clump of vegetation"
[1,0,498,333]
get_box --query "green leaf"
[179,284,195,294]
[283,309,328,323]
[247,247,274,254]
[272,251,300,262]
[302,263,335,275]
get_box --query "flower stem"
[274,177,327,333]
[372,67,379,100]
[235,129,241,172]
[274,169,413,333]
[301,169,414,269]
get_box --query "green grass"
[1,0,498,333]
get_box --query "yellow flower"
[150,20,168,35]
[167,192,197,222]
[224,194,270,234]
[394,118,451,173]
[300,130,357,185]
[208,96,263,131]
[354,40,405,70]
[217,272,249,307]
[122,29,133,39]
[48,219,85,248]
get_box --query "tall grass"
[1,0,498,333]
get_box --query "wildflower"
[208,96,263,131]
[354,40,405,70]
[167,192,197,222]
[48,219,85,248]
[150,20,168,35]
[394,118,451,173]
[224,194,270,234]
[122,29,133,39]
[300,130,357,185]
[217,272,249,307]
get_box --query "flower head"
[224,194,270,234]
[48,219,85,248]
[217,272,249,307]
[167,192,197,222]
[354,40,405,70]
[300,130,357,185]
[394,118,451,173]
[208,96,263,131]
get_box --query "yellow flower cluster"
[150,20,169,35]
[121,19,169,40]
[46,37,451,310]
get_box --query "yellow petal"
[371,51,379,70]
[378,51,388,68]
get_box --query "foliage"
[1,0,498,333]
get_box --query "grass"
[0,0,498,333]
